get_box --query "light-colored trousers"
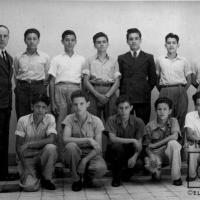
[149,140,182,180]
[55,82,80,161]
[187,144,200,178]
[64,142,107,181]
[18,144,58,183]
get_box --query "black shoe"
[72,180,83,192]
[186,176,196,182]
[111,178,121,187]
[151,172,161,182]
[41,179,56,190]
[173,178,182,186]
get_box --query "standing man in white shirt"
[156,33,192,132]
[14,28,50,119]
[48,30,85,163]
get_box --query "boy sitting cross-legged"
[144,97,182,186]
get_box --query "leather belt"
[160,84,186,88]
[18,80,44,85]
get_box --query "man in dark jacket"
[0,25,16,180]
[118,28,157,124]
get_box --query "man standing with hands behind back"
[0,25,16,181]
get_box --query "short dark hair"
[71,90,89,102]
[0,25,9,34]
[93,32,108,44]
[165,33,179,43]
[126,28,142,40]
[154,97,173,109]
[192,92,200,105]
[116,95,132,106]
[24,28,40,39]
[31,94,50,106]
[62,30,76,40]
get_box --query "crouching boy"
[62,90,107,192]
[15,95,58,191]
[144,97,182,186]
[105,95,145,187]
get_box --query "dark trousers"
[0,108,11,177]
[15,82,46,119]
[132,103,151,124]
[110,143,141,179]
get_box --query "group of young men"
[1,24,200,192]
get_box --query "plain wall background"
[0,0,198,153]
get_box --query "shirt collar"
[62,52,77,57]
[23,49,40,56]
[130,49,141,57]
[115,114,135,126]
[95,54,109,61]
[0,49,6,56]
[150,117,171,130]
[29,113,45,125]
[165,54,181,60]
[73,111,92,124]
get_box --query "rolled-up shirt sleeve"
[113,61,121,79]
[46,115,57,136]
[82,58,91,77]
[15,118,26,138]
[48,57,58,77]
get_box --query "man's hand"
[96,94,109,105]
[77,158,88,175]
[88,138,102,154]
[148,143,157,149]
[128,155,137,168]
[51,102,59,116]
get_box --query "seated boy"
[105,95,145,187]
[185,91,200,181]
[62,90,107,192]
[15,94,58,191]
[144,97,182,186]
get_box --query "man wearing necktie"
[118,28,157,125]
[0,25,16,181]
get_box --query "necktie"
[133,51,137,58]
[2,51,7,63]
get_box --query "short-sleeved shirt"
[144,117,180,145]
[14,50,50,81]
[48,52,85,84]
[191,61,200,84]
[62,111,104,148]
[15,113,57,143]
[82,54,121,83]
[105,114,145,139]
[156,55,192,85]
[184,111,200,137]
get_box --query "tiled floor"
[1,175,200,200]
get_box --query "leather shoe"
[186,176,196,182]
[0,173,19,181]
[41,179,56,190]
[111,178,121,187]
[173,178,182,186]
[72,180,83,192]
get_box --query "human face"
[94,36,108,53]
[0,27,9,50]
[25,33,39,51]
[62,34,76,52]
[156,103,172,121]
[127,33,141,51]
[33,101,48,118]
[165,37,179,54]
[195,99,200,116]
[72,97,89,116]
[117,102,133,120]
